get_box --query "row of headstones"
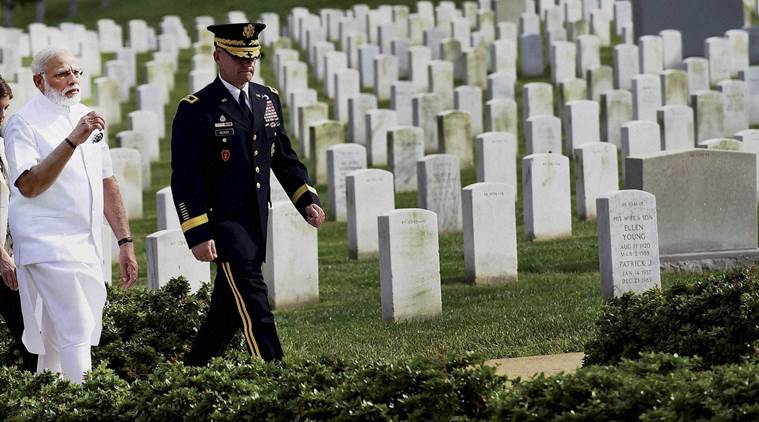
[147,177,517,321]
[135,145,759,319]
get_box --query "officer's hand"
[119,243,139,289]
[305,204,325,228]
[192,239,217,262]
[69,111,106,145]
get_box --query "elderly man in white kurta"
[3,47,138,384]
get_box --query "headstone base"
[660,249,759,272]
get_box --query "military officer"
[170,22,325,365]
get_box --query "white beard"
[43,79,81,107]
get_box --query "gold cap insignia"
[243,24,254,38]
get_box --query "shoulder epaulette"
[267,86,279,95]
[180,94,199,105]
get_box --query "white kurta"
[3,92,113,354]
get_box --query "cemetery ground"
[5,0,713,365]
[66,14,707,363]
[4,1,759,419]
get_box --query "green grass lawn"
[6,1,725,362]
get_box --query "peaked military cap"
[207,22,266,59]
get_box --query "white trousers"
[17,261,106,384]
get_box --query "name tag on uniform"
[214,122,233,128]
[215,128,234,136]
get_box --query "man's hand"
[69,111,106,145]
[0,250,17,290]
[191,239,217,262]
[305,204,325,228]
[119,243,138,288]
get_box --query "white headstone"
[523,82,554,119]
[526,115,562,155]
[463,182,518,285]
[263,202,319,309]
[413,93,444,152]
[620,120,661,182]
[597,190,661,299]
[705,36,731,85]
[289,89,318,139]
[110,148,143,219]
[475,132,517,189]
[739,67,759,125]
[691,90,726,144]
[613,43,639,90]
[298,102,329,159]
[429,60,455,108]
[734,129,759,202]
[309,119,345,184]
[632,74,662,122]
[684,57,710,94]
[348,94,377,145]
[575,142,619,220]
[347,169,395,259]
[454,85,484,136]
[409,45,433,92]
[323,51,348,99]
[334,68,360,122]
[374,54,399,101]
[657,29,682,70]
[327,144,368,222]
[117,131,151,191]
[358,44,379,89]
[601,89,633,147]
[565,100,600,153]
[378,208,441,321]
[437,110,473,169]
[417,154,462,233]
[390,81,417,126]
[146,229,210,292]
[657,105,695,151]
[660,69,689,106]
[551,41,577,85]
[136,84,166,138]
[156,186,180,231]
[717,79,749,136]
[366,109,398,166]
[388,126,425,192]
[725,29,749,78]
[522,153,572,241]
[576,34,601,78]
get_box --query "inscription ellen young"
[597,190,661,299]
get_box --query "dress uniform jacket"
[171,77,320,263]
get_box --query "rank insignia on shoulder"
[267,86,279,95]
[180,94,199,104]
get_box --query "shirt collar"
[219,76,249,106]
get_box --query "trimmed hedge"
[584,267,759,367]
[0,278,243,380]
[4,353,759,420]
[0,353,503,421]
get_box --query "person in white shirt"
[3,47,138,384]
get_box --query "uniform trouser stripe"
[221,262,261,358]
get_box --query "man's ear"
[212,49,221,64]
[32,74,44,92]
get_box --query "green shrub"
[583,267,759,367]
[0,278,236,380]
[0,353,504,421]
[7,353,759,420]
[491,353,759,421]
